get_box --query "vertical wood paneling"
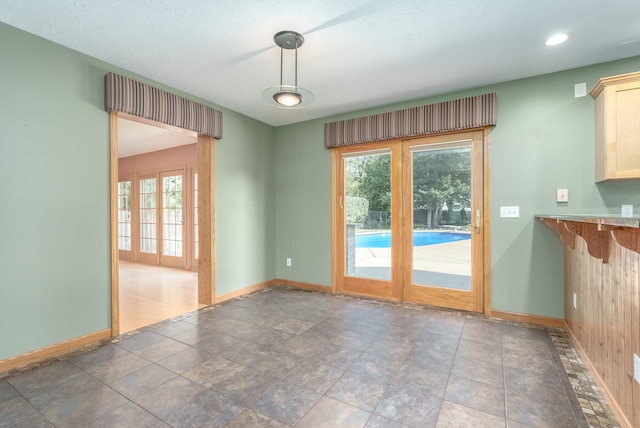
[565,231,640,428]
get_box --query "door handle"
[339,195,343,209]
[475,209,481,234]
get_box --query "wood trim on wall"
[110,111,120,336]
[275,279,333,293]
[483,127,492,316]
[215,280,277,304]
[197,134,215,305]
[490,310,565,329]
[0,329,112,374]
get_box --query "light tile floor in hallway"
[0,287,619,427]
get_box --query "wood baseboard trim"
[0,328,112,374]
[563,322,631,428]
[214,280,276,304]
[274,279,333,293]
[490,310,565,328]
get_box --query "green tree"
[412,148,470,229]
[360,154,390,211]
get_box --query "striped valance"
[105,72,223,139]
[324,93,496,148]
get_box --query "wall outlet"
[556,188,569,203]
[635,354,640,384]
[621,205,633,218]
[286,257,292,267]
[500,206,520,218]
[573,292,577,309]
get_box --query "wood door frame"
[401,130,484,313]
[110,111,216,336]
[331,127,492,314]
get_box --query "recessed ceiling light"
[545,33,570,46]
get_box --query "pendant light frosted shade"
[262,30,314,108]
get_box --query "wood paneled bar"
[538,214,640,428]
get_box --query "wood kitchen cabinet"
[590,71,640,182]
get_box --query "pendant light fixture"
[262,30,314,108]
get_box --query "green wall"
[0,22,275,360]
[275,56,640,319]
[2,18,640,361]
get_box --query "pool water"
[355,231,470,248]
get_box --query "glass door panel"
[402,132,484,312]
[117,180,132,260]
[160,171,185,268]
[411,145,472,289]
[344,151,392,281]
[139,177,158,263]
[335,143,402,301]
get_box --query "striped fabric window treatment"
[324,93,496,148]
[105,72,223,139]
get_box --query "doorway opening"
[111,114,214,334]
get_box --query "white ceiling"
[117,118,196,158]
[3,0,640,132]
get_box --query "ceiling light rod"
[262,30,315,109]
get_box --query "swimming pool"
[355,231,470,248]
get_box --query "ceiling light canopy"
[545,33,570,46]
[262,30,315,108]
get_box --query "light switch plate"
[500,206,520,218]
[621,205,633,218]
[557,188,569,203]
[574,82,587,98]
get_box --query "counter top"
[536,214,640,229]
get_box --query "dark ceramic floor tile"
[224,408,289,427]
[406,343,455,373]
[450,355,504,388]
[0,395,39,427]
[219,341,275,365]
[331,330,378,351]
[272,317,317,335]
[117,331,167,353]
[365,414,409,427]
[163,389,244,428]
[392,362,449,397]
[374,384,441,428]
[182,356,240,388]
[365,338,414,360]
[194,332,256,354]
[8,360,85,399]
[9,413,53,428]
[277,334,328,358]
[104,364,177,399]
[502,347,556,377]
[284,361,344,394]
[502,334,551,354]
[504,366,564,397]
[0,380,20,402]
[155,346,213,374]
[250,329,297,347]
[348,353,404,383]
[311,344,362,370]
[296,396,371,428]
[130,338,190,363]
[444,374,505,418]
[326,371,388,412]
[435,400,506,428]
[423,317,464,337]
[456,339,503,366]
[414,331,460,354]
[246,350,305,379]
[208,365,279,405]
[151,320,196,338]
[506,388,578,427]
[252,381,321,426]
[39,381,129,428]
[89,402,162,428]
[206,316,267,339]
[347,320,390,337]
[134,376,207,419]
[82,351,151,384]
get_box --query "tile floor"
[0,287,620,427]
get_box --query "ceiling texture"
[3,0,640,129]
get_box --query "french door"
[334,130,486,312]
[159,171,186,268]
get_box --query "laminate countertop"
[536,214,640,229]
